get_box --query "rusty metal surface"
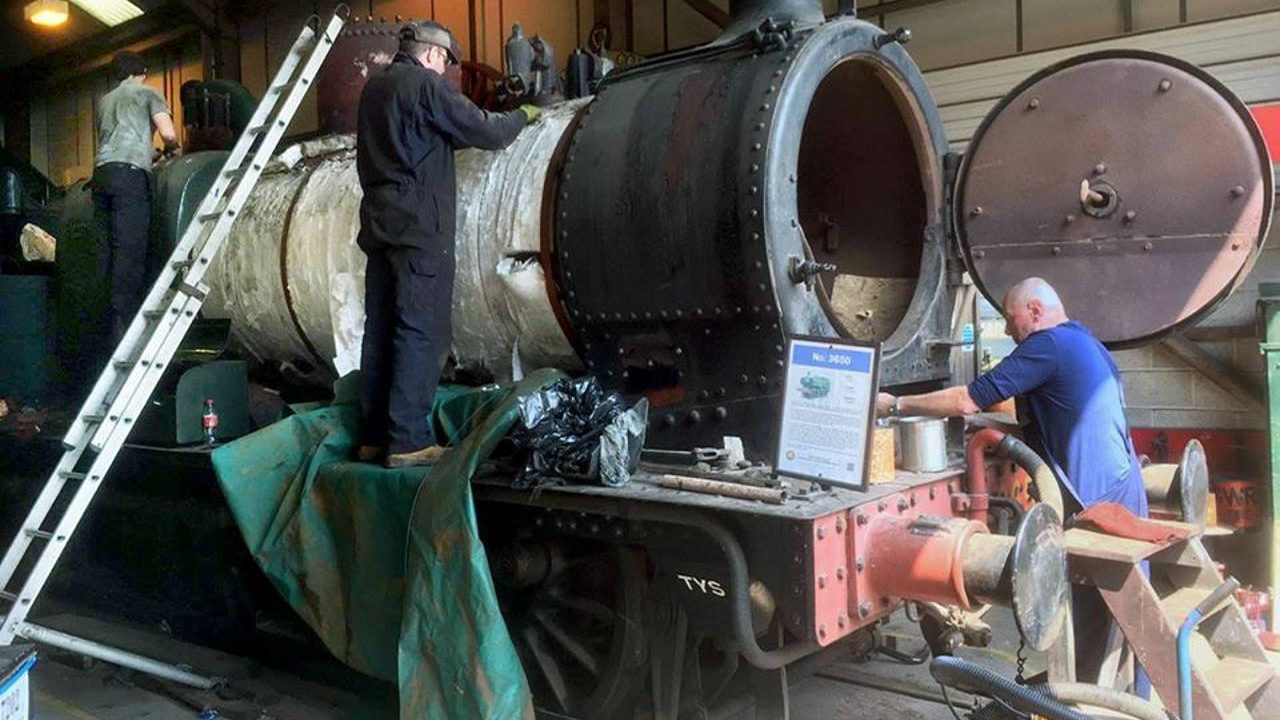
[472,464,965,521]
[956,51,1273,348]
[553,17,953,450]
[315,20,399,135]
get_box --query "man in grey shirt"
[93,51,179,342]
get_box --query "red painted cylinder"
[865,515,989,608]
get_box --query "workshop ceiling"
[0,0,182,69]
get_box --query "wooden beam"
[681,0,729,28]
[1181,325,1255,342]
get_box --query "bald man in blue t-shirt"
[876,276,1148,682]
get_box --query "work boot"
[355,445,385,463]
[385,445,449,468]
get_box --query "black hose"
[930,656,1096,720]
[997,435,1065,521]
[623,506,820,670]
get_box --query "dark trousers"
[92,163,152,344]
[358,245,454,453]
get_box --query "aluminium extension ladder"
[0,7,347,674]
[1066,524,1279,719]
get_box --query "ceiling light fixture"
[25,0,69,26]
[69,0,143,27]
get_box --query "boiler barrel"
[201,103,585,384]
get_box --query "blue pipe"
[1177,577,1240,720]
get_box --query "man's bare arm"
[876,385,982,418]
[153,112,179,152]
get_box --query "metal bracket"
[177,282,209,301]
[750,18,796,53]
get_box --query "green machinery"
[1258,282,1280,634]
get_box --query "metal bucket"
[896,417,947,472]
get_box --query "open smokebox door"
[131,318,253,446]
[953,50,1273,348]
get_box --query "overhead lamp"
[69,0,143,27]
[25,0,69,26]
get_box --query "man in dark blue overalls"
[876,277,1149,685]
[355,21,539,467]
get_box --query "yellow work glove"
[519,104,543,124]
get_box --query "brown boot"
[355,445,385,463]
[385,445,449,468]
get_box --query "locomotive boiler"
[24,0,1274,716]
[196,0,1270,456]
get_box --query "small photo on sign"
[775,336,880,490]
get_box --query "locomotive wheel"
[498,542,648,718]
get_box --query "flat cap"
[400,20,460,64]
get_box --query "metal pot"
[896,416,947,472]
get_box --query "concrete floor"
[23,610,997,720]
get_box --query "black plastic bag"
[509,377,646,488]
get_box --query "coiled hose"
[931,656,1095,720]
[931,657,1169,720]
[1038,683,1169,720]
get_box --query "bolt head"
[818,575,827,589]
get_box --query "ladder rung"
[143,309,165,320]
[0,591,16,604]
[1162,587,1233,625]
[81,415,104,425]
[58,471,88,481]
[23,529,54,542]
[171,259,193,270]
[112,360,134,371]
[1206,656,1275,713]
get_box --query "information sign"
[775,336,879,489]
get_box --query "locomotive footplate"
[472,463,1066,673]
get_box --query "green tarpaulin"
[211,369,565,719]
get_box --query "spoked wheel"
[494,540,649,719]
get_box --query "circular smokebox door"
[955,50,1273,348]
